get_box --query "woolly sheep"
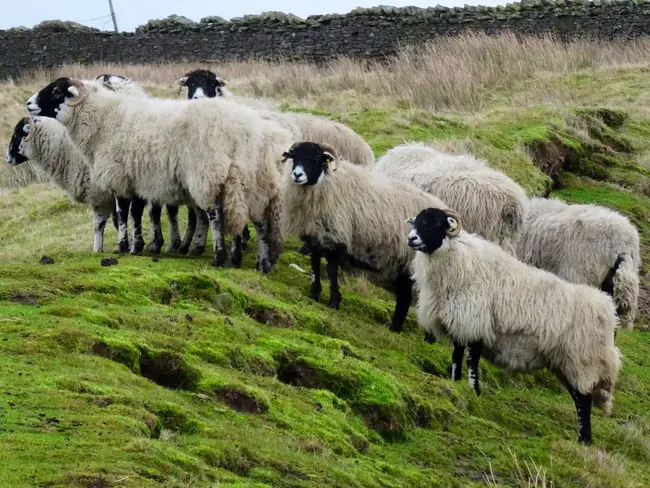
[176,69,374,166]
[6,116,116,252]
[28,77,292,272]
[408,207,621,445]
[517,197,640,327]
[96,73,213,256]
[375,142,528,255]
[281,141,447,332]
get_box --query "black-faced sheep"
[28,77,291,272]
[517,197,640,328]
[6,116,116,252]
[281,141,447,332]
[408,207,621,445]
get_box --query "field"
[1,33,650,487]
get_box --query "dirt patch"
[526,135,579,186]
[94,397,113,408]
[361,408,405,441]
[41,474,112,488]
[139,350,201,390]
[246,303,294,328]
[215,386,268,414]
[276,358,320,388]
[10,292,38,306]
[421,359,444,378]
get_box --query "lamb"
[408,207,621,445]
[28,77,291,272]
[375,142,528,255]
[517,197,640,328]
[6,115,116,252]
[96,73,209,256]
[281,141,447,332]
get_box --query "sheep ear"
[176,76,188,86]
[281,151,293,162]
[215,77,228,87]
[404,217,415,225]
[444,211,462,238]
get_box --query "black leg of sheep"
[241,224,251,251]
[567,385,593,445]
[388,272,413,333]
[129,197,147,255]
[115,197,131,254]
[188,209,209,256]
[205,205,228,267]
[165,204,182,253]
[325,250,343,309]
[466,341,483,396]
[309,245,323,302]
[451,342,465,381]
[145,203,164,254]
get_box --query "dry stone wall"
[2,2,650,79]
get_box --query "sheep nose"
[292,171,301,179]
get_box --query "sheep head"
[407,207,462,253]
[282,141,339,186]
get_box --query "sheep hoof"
[188,245,205,256]
[116,240,130,254]
[177,243,190,255]
[309,286,322,302]
[145,240,163,254]
[256,259,272,274]
[131,239,145,256]
[387,322,402,333]
[328,298,341,310]
[166,239,182,253]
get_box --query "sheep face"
[177,69,227,99]
[6,117,33,166]
[282,142,337,186]
[27,77,78,118]
[407,208,460,253]
[95,74,127,86]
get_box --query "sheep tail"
[222,165,249,236]
[612,253,639,328]
[592,346,621,415]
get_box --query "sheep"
[517,197,640,328]
[95,73,208,256]
[177,69,375,166]
[281,141,447,332]
[5,115,117,252]
[28,77,291,272]
[374,142,528,255]
[177,68,376,256]
[407,207,621,445]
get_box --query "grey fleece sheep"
[408,207,621,445]
[281,141,447,332]
[6,116,116,252]
[517,197,640,327]
[375,142,528,254]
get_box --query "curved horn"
[443,209,462,238]
[320,143,338,171]
[176,76,188,86]
[66,79,89,107]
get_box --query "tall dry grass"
[10,32,650,111]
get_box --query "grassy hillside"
[1,34,650,487]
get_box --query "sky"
[1,0,503,32]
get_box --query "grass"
[0,33,650,486]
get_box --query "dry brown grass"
[9,32,650,112]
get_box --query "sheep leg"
[188,208,209,256]
[92,205,111,253]
[451,342,465,381]
[231,233,243,268]
[130,196,147,255]
[241,224,251,251]
[567,385,593,445]
[205,205,228,267]
[178,206,198,255]
[298,237,312,256]
[325,249,342,309]
[466,341,483,396]
[115,197,131,254]
[309,242,322,302]
[144,203,164,254]
[253,196,283,274]
[253,221,271,273]
[388,272,413,332]
[165,204,182,253]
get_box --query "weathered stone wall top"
[2,1,650,78]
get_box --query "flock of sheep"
[4,68,641,446]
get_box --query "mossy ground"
[1,67,650,487]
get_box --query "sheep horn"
[444,209,462,238]
[66,79,89,107]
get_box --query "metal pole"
[108,0,119,32]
